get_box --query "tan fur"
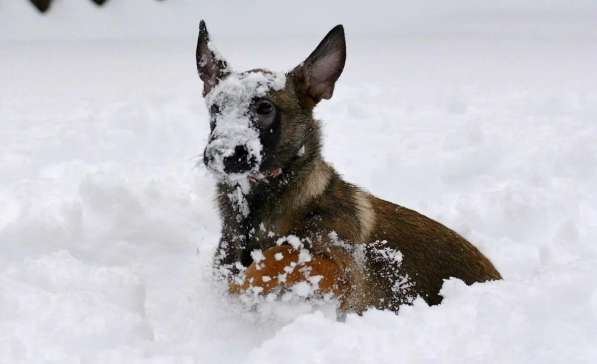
[293,159,332,207]
[353,190,376,242]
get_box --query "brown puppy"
[196,21,501,314]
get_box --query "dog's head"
[197,20,345,188]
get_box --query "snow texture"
[1,1,597,363]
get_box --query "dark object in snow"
[198,21,502,315]
[30,0,51,13]
[90,0,109,6]
[30,0,167,13]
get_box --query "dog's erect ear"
[196,20,230,96]
[293,25,346,103]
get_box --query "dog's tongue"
[269,167,283,178]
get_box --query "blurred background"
[4,0,597,40]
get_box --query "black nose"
[223,145,257,174]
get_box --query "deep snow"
[1,2,597,363]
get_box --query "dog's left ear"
[292,25,346,103]
[196,20,230,96]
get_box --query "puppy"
[196,21,501,314]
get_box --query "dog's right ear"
[196,20,230,96]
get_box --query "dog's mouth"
[248,167,283,184]
[204,155,282,187]
[203,136,286,186]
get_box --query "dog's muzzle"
[204,142,259,175]
[204,141,283,184]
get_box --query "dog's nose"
[223,145,256,174]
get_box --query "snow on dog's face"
[203,70,285,185]
[196,20,346,194]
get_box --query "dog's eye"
[251,98,276,129]
[210,104,220,115]
[255,100,273,115]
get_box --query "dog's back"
[366,195,501,309]
[280,164,501,312]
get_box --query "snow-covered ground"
[1,2,597,363]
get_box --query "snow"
[1,1,597,363]
[204,69,285,187]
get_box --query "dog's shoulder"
[293,162,377,246]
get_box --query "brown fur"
[198,22,501,314]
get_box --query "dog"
[196,20,501,314]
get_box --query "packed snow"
[1,1,597,363]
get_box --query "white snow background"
[1,1,597,363]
